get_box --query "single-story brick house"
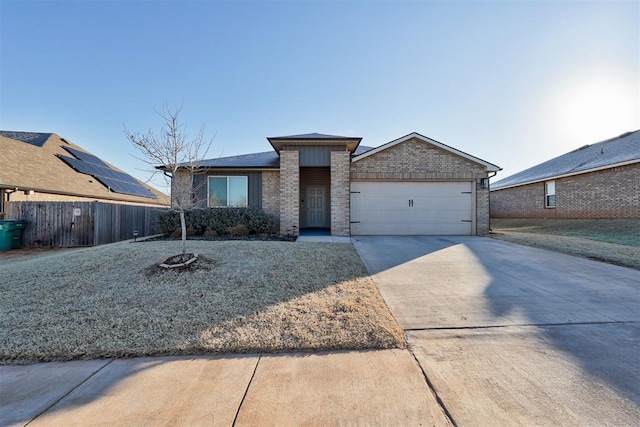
[176,132,500,236]
[0,130,169,214]
[490,130,640,218]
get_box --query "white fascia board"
[352,132,501,172]
[490,159,640,191]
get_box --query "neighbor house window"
[208,176,248,207]
[545,180,556,208]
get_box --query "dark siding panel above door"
[284,146,346,167]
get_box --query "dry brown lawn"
[0,240,404,365]
[491,218,640,270]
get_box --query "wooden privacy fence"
[7,201,167,247]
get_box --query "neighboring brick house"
[0,131,169,214]
[181,132,500,236]
[490,130,640,219]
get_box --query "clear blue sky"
[1,0,638,191]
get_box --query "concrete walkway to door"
[353,236,640,426]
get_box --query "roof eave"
[267,137,363,153]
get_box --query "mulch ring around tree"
[159,252,199,269]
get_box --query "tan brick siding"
[279,151,299,235]
[351,137,491,234]
[351,138,487,181]
[476,185,490,234]
[261,171,280,218]
[490,163,640,218]
[330,151,351,236]
[490,183,547,218]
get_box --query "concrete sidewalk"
[1,349,452,426]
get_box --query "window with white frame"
[545,180,556,208]
[208,176,248,207]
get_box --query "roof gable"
[492,130,640,190]
[352,132,501,171]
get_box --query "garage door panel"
[355,211,408,224]
[351,182,473,236]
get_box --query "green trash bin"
[0,220,28,251]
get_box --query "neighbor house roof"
[492,130,640,190]
[352,132,501,172]
[0,131,169,206]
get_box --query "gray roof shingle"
[492,130,640,190]
[195,145,375,169]
[198,151,280,168]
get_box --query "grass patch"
[490,218,640,270]
[0,241,404,365]
[491,218,640,246]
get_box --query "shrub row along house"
[172,132,501,236]
[491,130,640,219]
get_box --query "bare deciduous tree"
[124,103,214,261]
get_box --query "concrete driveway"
[353,236,640,426]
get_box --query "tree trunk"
[179,210,187,261]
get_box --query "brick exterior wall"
[476,185,490,234]
[279,151,299,235]
[351,138,487,181]
[330,151,351,236]
[172,169,193,209]
[491,163,640,218]
[351,137,491,235]
[261,170,280,220]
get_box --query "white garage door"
[351,182,474,235]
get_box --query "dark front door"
[307,186,326,227]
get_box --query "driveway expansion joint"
[407,347,458,427]
[24,358,114,426]
[404,320,639,332]
[232,354,261,426]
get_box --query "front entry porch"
[297,228,351,243]
[277,143,352,237]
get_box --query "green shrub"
[158,211,181,236]
[157,207,277,236]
